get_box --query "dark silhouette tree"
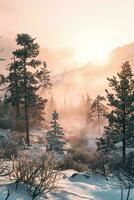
[97,61,134,162]
[12,33,46,146]
[6,57,23,132]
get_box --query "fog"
[1,37,134,139]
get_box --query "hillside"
[1,37,134,103]
[53,42,134,104]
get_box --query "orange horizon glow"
[1,0,134,71]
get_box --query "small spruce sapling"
[46,110,66,154]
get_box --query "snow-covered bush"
[11,151,60,199]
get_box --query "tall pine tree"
[6,57,23,132]
[12,33,46,146]
[97,61,134,162]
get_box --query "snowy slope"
[49,170,134,200]
[0,170,134,200]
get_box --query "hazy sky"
[1,0,134,67]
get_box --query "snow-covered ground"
[0,170,134,200]
[0,128,133,199]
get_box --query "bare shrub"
[59,143,90,172]
[0,159,9,176]
[88,151,134,200]
[60,154,88,172]
[11,151,60,199]
[110,152,134,200]
[0,132,20,159]
[0,140,18,159]
[0,156,12,200]
[88,152,111,179]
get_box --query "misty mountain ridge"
[1,37,134,103]
[52,42,134,104]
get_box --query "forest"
[0,33,134,200]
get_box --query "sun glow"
[72,30,115,66]
[91,52,109,65]
[74,42,110,66]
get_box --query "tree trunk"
[122,104,126,163]
[97,103,101,137]
[120,186,123,200]
[16,103,20,132]
[126,186,131,200]
[24,64,30,146]
[122,130,126,163]
[14,57,20,132]
[5,188,10,200]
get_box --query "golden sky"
[1,0,134,68]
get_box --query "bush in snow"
[58,142,91,172]
[88,151,134,200]
[87,152,111,179]
[46,110,66,154]
[0,138,18,159]
[110,152,134,200]
[11,151,60,199]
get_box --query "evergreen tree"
[36,61,52,89]
[6,57,23,132]
[79,94,92,122]
[85,94,92,124]
[12,33,46,146]
[46,110,66,154]
[89,95,107,136]
[97,61,134,162]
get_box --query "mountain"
[1,36,134,104]
[0,36,76,75]
[52,42,134,105]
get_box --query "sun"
[72,30,113,66]
[91,51,109,65]
[74,46,109,66]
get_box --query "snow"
[0,129,11,141]
[49,170,134,200]
[1,170,134,200]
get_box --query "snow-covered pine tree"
[97,61,134,162]
[46,110,66,154]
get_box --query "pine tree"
[97,61,134,162]
[36,61,52,89]
[6,57,23,132]
[85,94,92,124]
[12,33,45,146]
[79,94,92,122]
[46,110,66,154]
[89,95,107,136]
